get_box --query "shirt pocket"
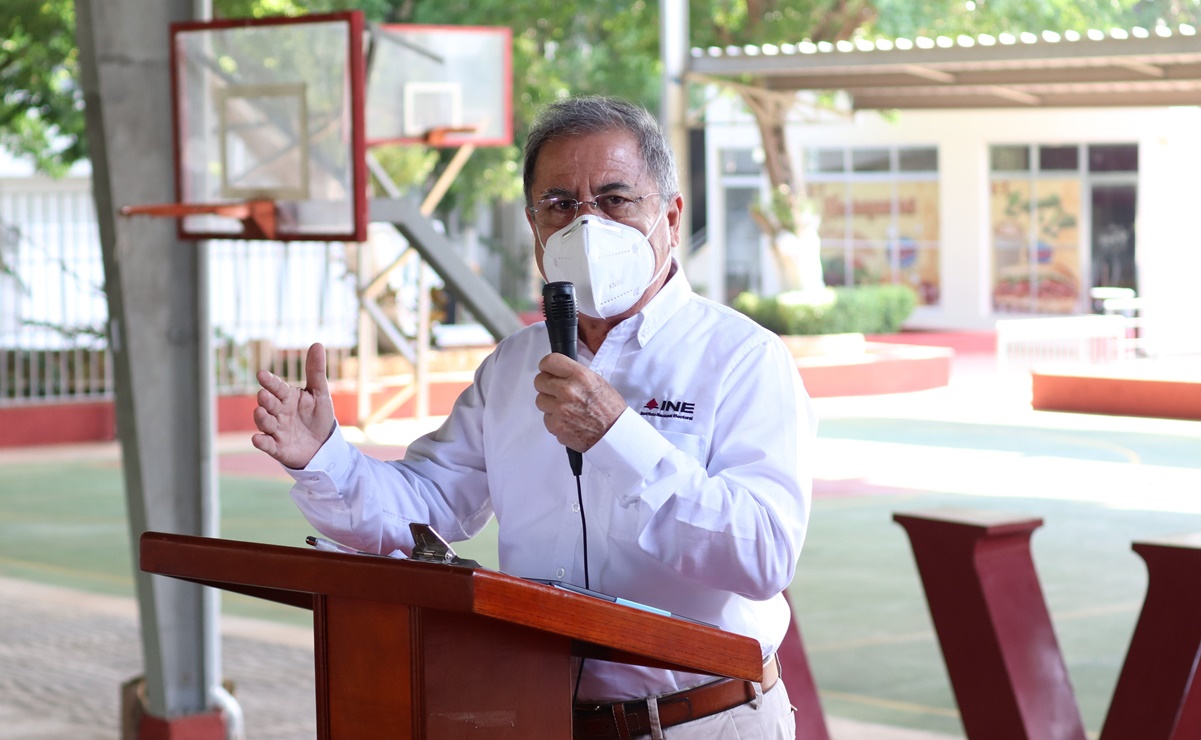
[658,430,710,468]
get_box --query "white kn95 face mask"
[541,213,668,319]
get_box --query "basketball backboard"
[171,12,367,241]
[365,24,512,148]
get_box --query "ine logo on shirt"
[641,397,696,421]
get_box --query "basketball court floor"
[2,351,1199,738]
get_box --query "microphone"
[542,281,584,476]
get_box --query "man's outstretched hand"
[252,343,336,470]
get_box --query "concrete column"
[74,0,225,731]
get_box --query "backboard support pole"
[356,141,491,430]
[370,198,524,341]
[420,143,477,218]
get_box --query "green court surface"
[2,398,1199,738]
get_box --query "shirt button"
[556,568,566,578]
[571,503,580,513]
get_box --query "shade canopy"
[689,25,1201,109]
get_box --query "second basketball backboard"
[366,24,512,148]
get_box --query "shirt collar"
[633,259,690,347]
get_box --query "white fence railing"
[2,179,109,404]
[1,180,366,404]
[207,238,360,394]
[995,314,1138,375]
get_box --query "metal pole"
[413,145,475,420]
[416,262,431,419]
[661,0,692,269]
[192,0,239,725]
[357,240,376,426]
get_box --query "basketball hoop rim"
[119,200,275,220]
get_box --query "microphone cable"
[576,472,589,590]
[543,281,590,588]
[543,281,595,710]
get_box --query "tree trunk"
[739,87,825,294]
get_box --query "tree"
[7,0,1199,231]
[0,0,84,176]
[691,1,879,292]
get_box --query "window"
[1089,144,1138,172]
[718,148,768,303]
[851,148,890,173]
[989,142,1137,314]
[720,148,761,175]
[991,145,1030,172]
[1039,146,1079,172]
[723,186,762,303]
[899,147,939,173]
[807,145,941,305]
[804,148,845,173]
[990,175,1082,314]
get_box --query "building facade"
[698,99,1201,355]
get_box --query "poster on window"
[990,178,1082,313]
[896,181,940,305]
[809,176,940,302]
[810,181,847,240]
[847,181,893,285]
[809,181,849,285]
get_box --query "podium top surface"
[140,531,763,681]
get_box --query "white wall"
[1133,106,1201,355]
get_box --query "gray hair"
[522,96,679,207]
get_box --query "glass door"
[1090,184,1137,292]
[723,185,762,304]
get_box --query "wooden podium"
[140,532,763,738]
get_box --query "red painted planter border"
[0,342,957,448]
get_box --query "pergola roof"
[688,25,1201,109]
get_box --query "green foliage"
[0,0,84,176]
[749,182,821,237]
[212,0,395,20]
[8,0,1201,188]
[400,0,664,216]
[691,0,878,47]
[733,284,918,334]
[368,144,438,195]
[0,221,22,285]
[873,0,1201,38]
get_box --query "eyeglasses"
[528,192,660,229]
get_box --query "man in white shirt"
[252,96,816,739]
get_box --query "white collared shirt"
[288,269,816,701]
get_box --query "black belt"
[573,654,781,740]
